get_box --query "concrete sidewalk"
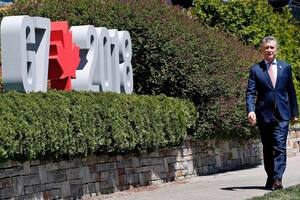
[85,156,300,200]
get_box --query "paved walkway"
[84,155,300,200]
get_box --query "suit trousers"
[257,120,289,181]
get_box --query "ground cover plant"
[249,184,300,200]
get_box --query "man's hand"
[247,112,257,125]
[292,117,299,124]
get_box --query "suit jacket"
[246,59,299,122]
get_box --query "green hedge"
[192,0,300,107]
[0,91,196,161]
[1,0,260,139]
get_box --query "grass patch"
[249,184,300,200]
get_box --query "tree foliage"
[193,0,300,107]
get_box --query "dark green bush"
[0,91,196,161]
[193,0,300,107]
[2,0,260,139]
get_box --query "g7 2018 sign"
[0,15,133,94]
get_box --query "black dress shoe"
[265,178,273,190]
[272,180,283,190]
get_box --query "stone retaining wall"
[0,138,262,199]
[287,126,300,156]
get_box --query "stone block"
[152,165,165,173]
[157,172,167,180]
[15,194,40,200]
[175,169,184,177]
[45,162,60,171]
[45,182,63,190]
[90,172,102,182]
[231,148,239,160]
[140,158,163,166]
[80,166,91,183]
[81,183,93,197]
[131,157,139,168]
[186,161,195,175]
[89,163,97,173]
[149,171,159,181]
[215,155,222,169]
[149,179,164,185]
[201,166,209,175]
[0,160,22,169]
[174,162,183,170]
[13,176,24,196]
[138,173,145,186]
[24,185,33,194]
[124,174,139,186]
[70,183,83,198]
[61,181,71,197]
[95,182,101,196]
[57,160,72,169]
[148,151,160,158]
[23,174,40,186]
[136,166,153,173]
[0,187,14,199]
[33,184,46,193]
[69,179,82,185]
[96,162,116,172]
[38,165,47,184]
[117,168,125,176]
[0,166,24,179]
[66,168,81,180]
[47,170,67,183]
[293,142,299,149]
[32,192,44,200]
[69,158,83,168]
[159,149,178,157]
[0,177,13,189]
[30,160,41,166]
[99,187,114,194]
[289,130,296,138]
[30,166,39,174]
[108,170,119,188]
[99,181,110,190]
[44,189,61,199]
[118,174,125,186]
[23,161,31,175]
[124,168,136,175]
[117,160,132,169]
[164,156,177,164]
[82,155,100,165]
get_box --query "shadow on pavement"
[221,186,269,191]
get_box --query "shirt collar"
[264,59,277,65]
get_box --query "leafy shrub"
[192,0,300,107]
[1,0,260,139]
[0,91,196,161]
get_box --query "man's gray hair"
[261,36,278,48]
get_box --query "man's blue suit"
[246,59,299,183]
[246,59,298,122]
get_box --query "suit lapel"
[275,60,286,89]
[259,60,274,89]
[276,60,283,83]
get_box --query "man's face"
[262,41,277,62]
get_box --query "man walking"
[246,36,299,190]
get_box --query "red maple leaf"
[48,21,80,90]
